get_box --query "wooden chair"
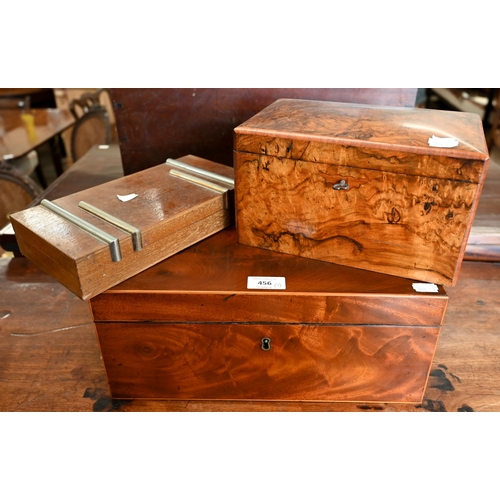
[69,88,111,119]
[70,108,111,162]
[0,160,43,228]
[69,89,112,162]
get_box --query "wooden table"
[1,144,499,411]
[0,248,499,412]
[0,107,75,183]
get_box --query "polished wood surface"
[1,257,498,412]
[111,88,418,174]
[10,155,234,300]
[4,131,495,263]
[1,107,498,411]
[0,108,74,160]
[92,227,448,326]
[96,323,441,403]
[234,99,490,286]
[91,227,447,403]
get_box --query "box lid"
[234,99,489,183]
[91,226,448,326]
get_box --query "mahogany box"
[233,99,490,286]
[90,226,448,403]
[10,155,234,300]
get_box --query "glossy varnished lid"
[234,98,489,160]
[108,226,447,297]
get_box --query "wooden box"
[233,99,490,286]
[10,155,234,300]
[90,226,448,404]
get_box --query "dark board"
[110,88,417,175]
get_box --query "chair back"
[69,89,112,162]
[70,109,111,162]
[0,161,43,228]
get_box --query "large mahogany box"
[10,155,234,300]
[233,99,490,286]
[90,226,448,403]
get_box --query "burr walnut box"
[233,99,490,286]
[90,226,448,403]
[10,155,234,300]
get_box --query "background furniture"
[426,88,497,129]
[110,88,418,175]
[70,109,111,162]
[0,107,75,186]
[0,160,42,228]
[68,89,112,163]
[487,89,500,151]
[1,97,43,185]
[69,88,112,119]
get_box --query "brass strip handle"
[169,169,230,194]
[166,158,234,188]
[78,201,143,252]
[40,199,122,262]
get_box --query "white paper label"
[117,193,138,202]
[428,135,459,148]
[412,283,439,293]
[247,276,286,290]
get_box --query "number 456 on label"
[247,276,286,290]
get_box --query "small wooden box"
[10,155,234,300]
[234,99,490,286]
[90,227,448,403]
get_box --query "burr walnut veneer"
[90,227,448,403]
[10,155,234,300]
[234,99,490,286]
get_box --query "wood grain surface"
[1,258,499,412]
[96,322,440,403]
[91,227,448,326]
[10,155,234,299]
[234,99,490,285]
[90,227,447,403]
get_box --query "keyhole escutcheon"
[261,338,271,351]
